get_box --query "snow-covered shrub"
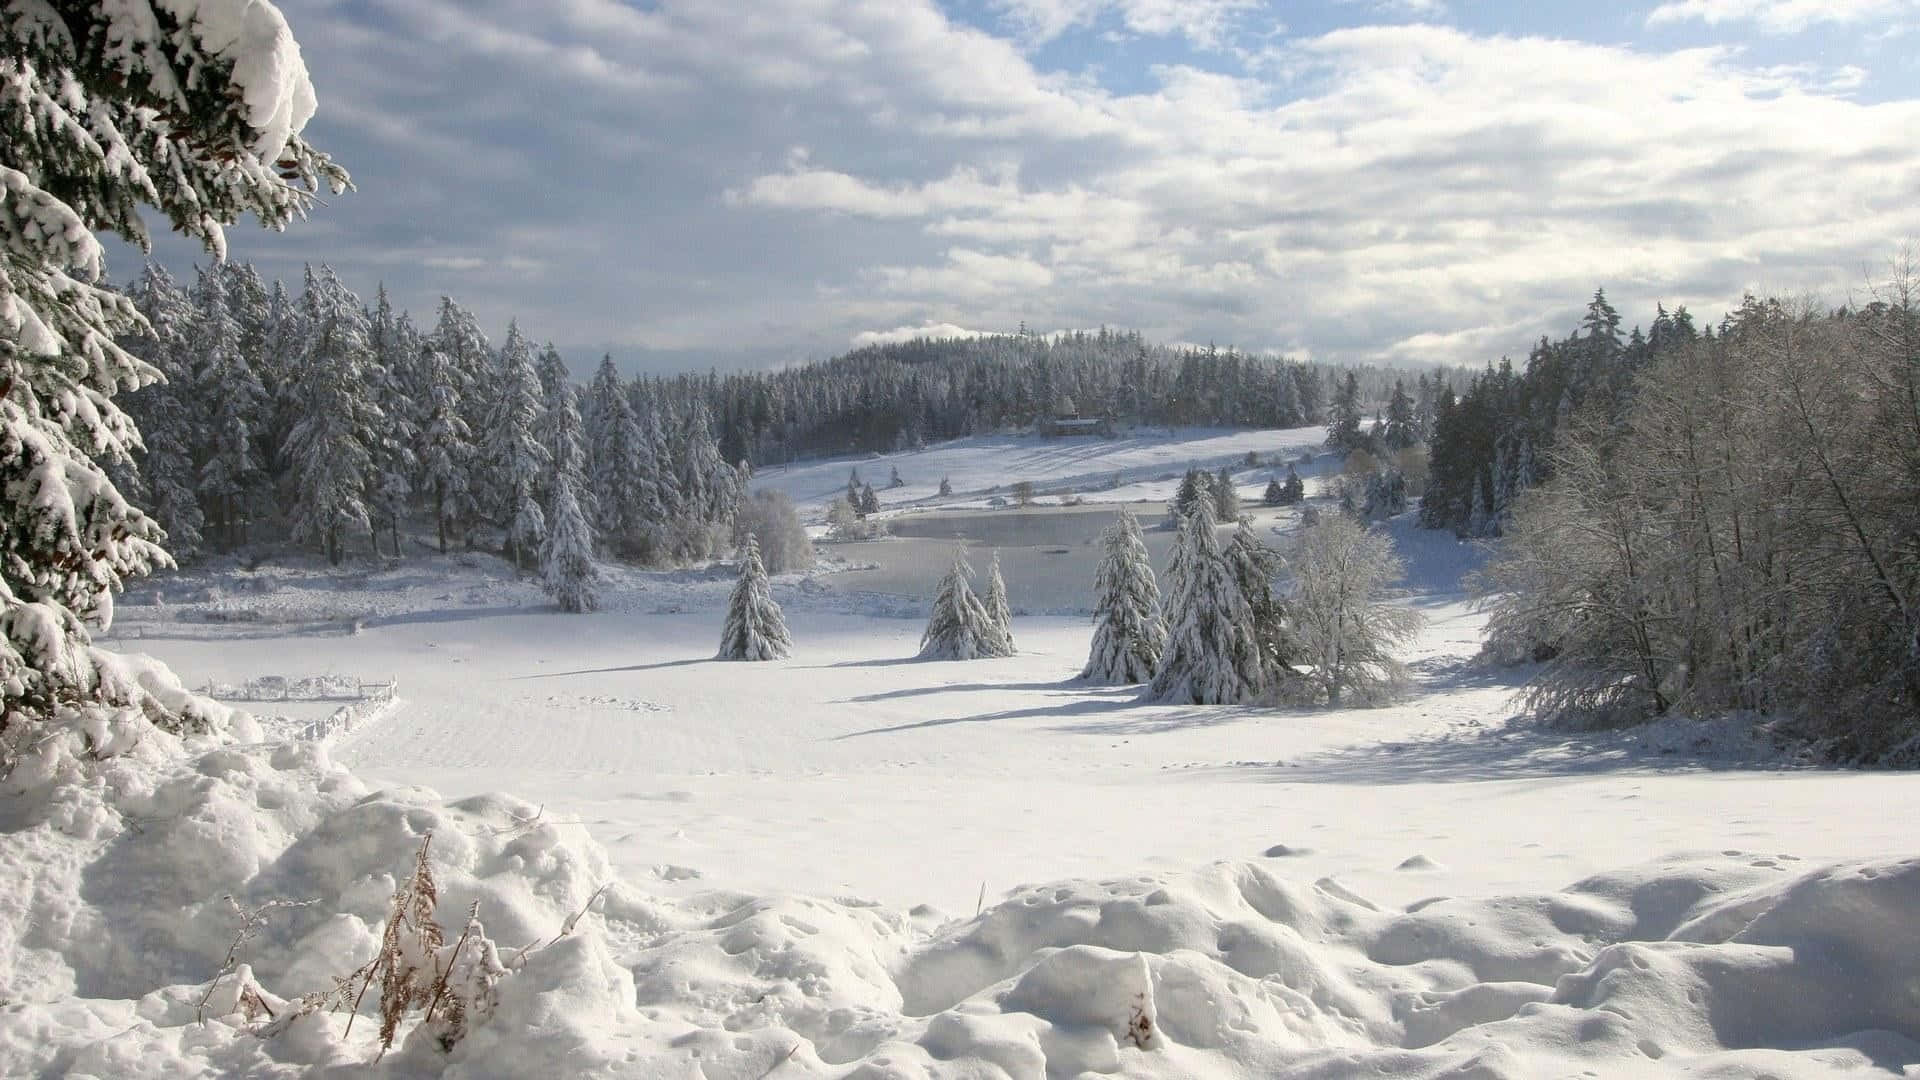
[1287,513,1422,706]
[734,490,814,574]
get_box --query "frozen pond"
[818,502,1309,613]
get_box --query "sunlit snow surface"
[10,428,1915,1077]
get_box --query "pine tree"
[1146,494,1266,704]
[717,536,792,660]
[285,267,378,565]
[1227,518,1302,693]
[919,551,1011,660]
[1382,380,1417,450]
[939,476,953,497]
[540,470,599,614]
[1082,509,1167,683]
[1213,466,1240,521]
[858,482,881,517]
[1264,477,1286,507]
[432,297,492,445]
[119,265,205,559]
[364,285,417,557]
[1327,372,1364,452]
[586,355,655,558]
[983,550,1015,653]
[192,263,268,549]
[889,465,904,488]
[537,345,583,484]
[2,1,345,728]
[414,343,475,553]
[484,323,549,569]
[1168,467,1212,525]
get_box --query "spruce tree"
[586,355,653,557]
[717,536,792,660]
[1146,494,1266,704]
[364,285,417,556]
[192,263,267,550]
[484,323,549,569]
[1213,466,1240,521]
[938,476,953,497]
[1082,509,1167,683]
[285,266,379,565]
[2,1,345,728]
[1227,518,1303,694]
[859,483,881,517]
[119,265,205,559]
[1327,372,1364,452]
[983,550,1015,654]
[415,344,475,553]
[1264,477,1286,507]
[919,551,1009,660]
[541,470,599,614]
[1281,466,1305,505]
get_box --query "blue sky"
[130,0,1920,374]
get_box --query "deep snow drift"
[6,428,1919,1077]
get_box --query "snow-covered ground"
[6,428,1919,1077]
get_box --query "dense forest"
[1420,281,1920,762]
[114,261,1455,566]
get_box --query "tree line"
[1436,280,1920,762]
[114,263,745,570]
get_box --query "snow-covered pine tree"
[585,355,658,559]
[537,345,584,488]
[431,297,492,446]
[938,476,953,497]
[1213,466,1240,521]
[364,285,418,557]
[717,536,792,661]
[1264,477,1286,507]
[983,550,1015,654]
[889,465,903,488]
[1227,518,1303,695]
[191,262,268,550]
[414,343,475,553]
[118,265,206,558]
[858,482,881,517]
[1168,467,1212,526]
[483,323,549,569]
[1,0,346,737]
[1146,493,1266,704]
[285,266,378,565]
[1082,509,1167,683]
[540,469,599,613]
[1281,466,1305,505]
[919,551,1009,660]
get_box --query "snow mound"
[4,733,1919,1077]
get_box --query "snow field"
[6,428,1919,1076]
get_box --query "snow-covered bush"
[1287,513,1422,706]
[734,490,814,574]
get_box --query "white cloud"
[989,0,1262,48]
[1646,0,1920,33]
[206,1,1920,371]
[850,322,994,346]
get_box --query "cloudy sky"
[141,0,1920,374]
